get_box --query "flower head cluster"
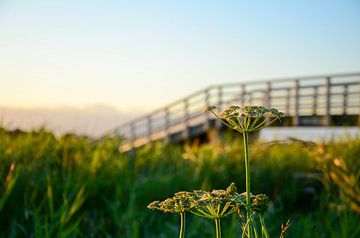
[191,183,247,219]
[193,183,243,206]
[148,183,251,219]
[147,183,270,219]
[147,191,196,213]
[204,105,285,132]
[251,194,269,214]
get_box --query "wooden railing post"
[293,79,300,126]
[217,86,223,110]
[216,86,223,128]
[286,88,291,115]
[239,84,245,105]
[130,122,135,148]
[205,88,211,110]
[248,92,253,105]
[313,86,318,116]
[164,107,170,141]
[343,85,348,115]
[147,115,152,142]
[203,88,211,130]
[264,82,271,108]
[324,77,331,126]
[183,98,190,138]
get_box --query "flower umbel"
[147,183,246,219]
[191,183,246,219]
[251,194,269,214]
[204,105,284,238]
[147,191,196,213]
[147,191,196,238]
[204,105,285,133]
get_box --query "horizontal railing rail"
[114,72,360,150]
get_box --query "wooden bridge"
[114,72,360,151]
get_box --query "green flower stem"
[241,213,256,238]
[215,218,222,238]
[252,222,259,238]
[243,131,253,238]
[259,215,270,238]
[179,212,185,238]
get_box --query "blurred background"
[0,1,359,237]
[1,0,359,136]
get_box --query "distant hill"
[0,104,140,137]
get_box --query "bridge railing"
[115,72,360,150]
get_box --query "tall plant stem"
[260,215,270,238]
[179,212,185,238]
[243,131,253,238]
[215,218,222,238]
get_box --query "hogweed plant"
[148,105,286,238]
[205,105,285,238]
[147,191,196,238]
[148,183,252,238]
[190,183,245,238]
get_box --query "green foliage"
[0,128,359,237]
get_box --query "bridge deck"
[114,72,360,152]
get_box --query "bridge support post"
[147,116,152,143]
[292,79,300,126]
[130,122,135,150]
[343,85,348,115]
[215,86,223,129]
[239,84,245,106]
[286,88,291,115]
[182,98,190,139]
[164,108,171,142]
[203,88,211,131]
[323,77,332,126]
[264,82,271,108]
[312,86,318,116]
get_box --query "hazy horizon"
[1,1,359,135]
[0,104,141,136]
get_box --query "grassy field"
[0,128,359,237]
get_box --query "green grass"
[0,127,359,237]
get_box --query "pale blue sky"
[1,0,360,112]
